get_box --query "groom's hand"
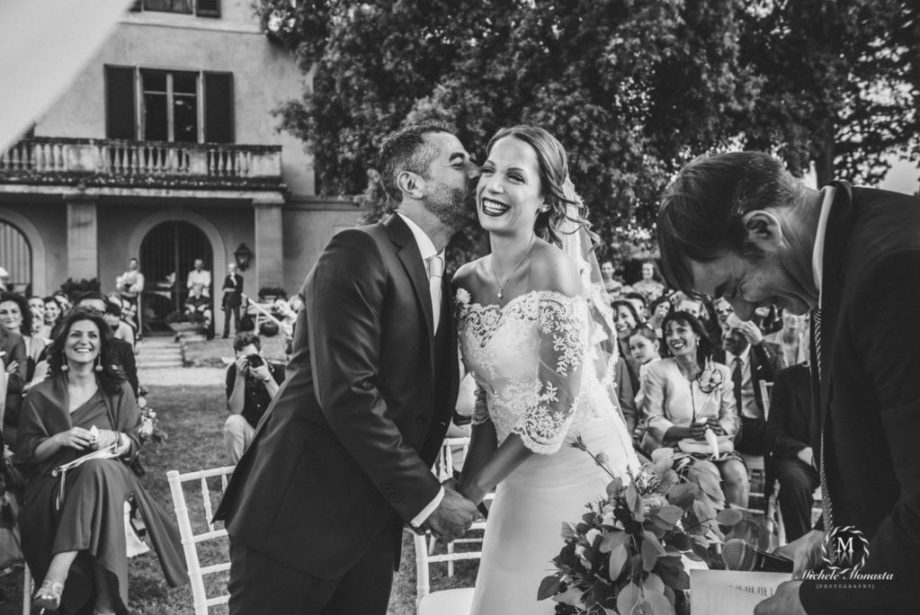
[424,485,477,542]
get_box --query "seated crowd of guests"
[0,289,180,614]
[602,260,817,540]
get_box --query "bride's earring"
[94,356,103,372]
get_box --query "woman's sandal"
[31,580,64,614]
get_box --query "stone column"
[253,195,285,293]
[66,198,98,281]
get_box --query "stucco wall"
[282,201,365,293]
[32,3,313,195]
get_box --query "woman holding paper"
[14,309,185,614]
[639,311,748,507]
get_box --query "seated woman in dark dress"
[14,309,186,614]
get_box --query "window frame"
[130,0,220,18]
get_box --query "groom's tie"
[427,254,444,332]
[812,308,834,530]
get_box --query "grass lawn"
[0,380,477,614]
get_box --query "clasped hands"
[689,417,724,440]
[55,426,122,452]
[422,478,479,543]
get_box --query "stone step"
[137,360,185,369]
[138,349,183,358]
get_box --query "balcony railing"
[0,137,284,191]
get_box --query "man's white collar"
[810,187,835,308]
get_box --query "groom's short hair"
[378,123,454,206]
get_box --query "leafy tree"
[738,0,920,186]
[260,0,758,264]
[259,0,919,263]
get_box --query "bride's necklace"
[491,237,534,299]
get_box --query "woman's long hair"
[47,309,126,393]
[660,310,715,365]
[486,125,599,250]
[0,292,33,336]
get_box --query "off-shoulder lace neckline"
[457,289,584,313]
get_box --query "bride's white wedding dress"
[457,289,640,615]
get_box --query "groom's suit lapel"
[385,214,437,374]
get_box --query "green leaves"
[537,574,563,601]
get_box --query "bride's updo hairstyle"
[486,125,599,250]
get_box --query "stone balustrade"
[0,137,283,190]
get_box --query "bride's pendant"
[497,290,503,299]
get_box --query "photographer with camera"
[224,332,284,463]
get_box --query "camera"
[246,354,264,368]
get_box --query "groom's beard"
[424,181,474,231]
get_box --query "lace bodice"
[457,289,614,454]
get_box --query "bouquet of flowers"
[138,400,167,445]
[539,439,743,615]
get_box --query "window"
[131,0,220,18]
[142,70,199,143]
[105,66,234,143]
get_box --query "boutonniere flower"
[455,287,471,306]
[696,358,724,394]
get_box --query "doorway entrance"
[139,221,213,334]
[0,219,32,294]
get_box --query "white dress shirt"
[811,186,836,307]
[725,346,760,419]
[396,212,446,527]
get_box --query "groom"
[657,152,920,614]
[214,124,480,614]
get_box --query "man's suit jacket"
[214,214,459,579]
[112,337,138,398]
[714,342,777,417]
[764,364,812,460]
[221,273,243,308]
[800,182,920,613]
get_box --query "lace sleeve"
[512,294,587,454]
[471,384,490,425]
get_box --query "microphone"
[723,538,794,573]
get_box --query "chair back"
[166,466,235,615]
[434,436,470,481]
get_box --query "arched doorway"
[140,221,213,334]
[0,220,32,294]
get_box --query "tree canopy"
[261,0,919,256]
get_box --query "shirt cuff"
[410,487,444,528]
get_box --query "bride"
[453,125,640,614]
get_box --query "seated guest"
[641,311,747,507]
[632,260,665,302]
[0,317,27,446]
[647,295,672,340]
[711,297,734,331]
[42,296,64,339]
[0,292,50,383]
[27,296,50,340]
[104,296,136,350]
[764,364,818,541]
[14,309,186,614]
[600,260,624,295]
[74,293,139,397]
[611,300,643,433]
[224,332,284,463]
[628,325,661,437]
[714,321,777,456]
[624,291,649,321]
[763,311,809,370]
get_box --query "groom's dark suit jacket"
[214,214,459,579]
[800,182,920,613]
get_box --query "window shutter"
[196,0,221,18]
[204,72,234,143]
[105,66,136,140]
